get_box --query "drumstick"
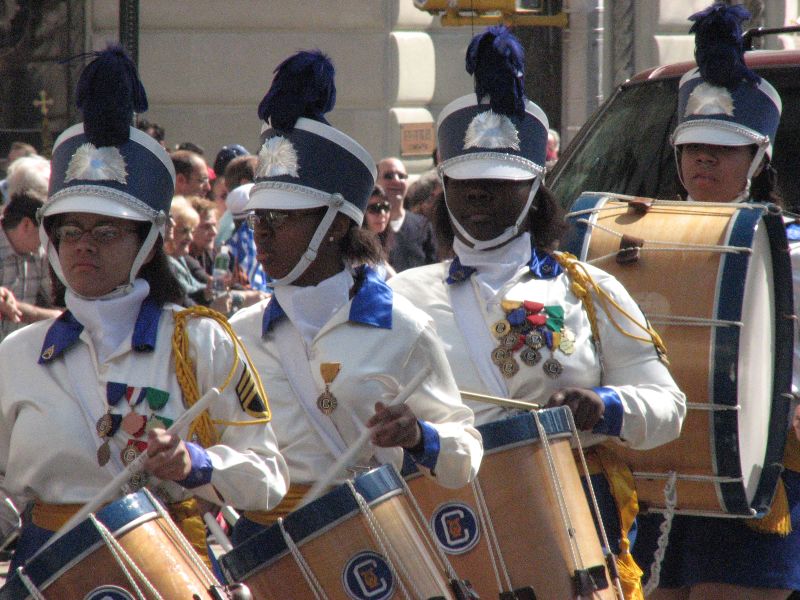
[300,366,432,507]
[42,387,222,550]
[204,511,233,553]
[460,389,541,411]
[221,504,240,526]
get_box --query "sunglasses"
[247,210,291,231]
[366,201,391,215]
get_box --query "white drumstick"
[221,504,240,526]
[204,511,233,553]
[42,387,222,551]
[300,366,432,507]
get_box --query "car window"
[549,65,800,212]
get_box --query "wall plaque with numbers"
[400,122,435,157]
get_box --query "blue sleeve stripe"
[592,386,623,437]
[176,441,214,489]
[406,420,440,471]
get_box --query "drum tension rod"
[449,578,480,599]
[499,587,536,599]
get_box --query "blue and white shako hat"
[673,3,781,180]
[42,45,175,295]
[248,50,375,286]
[438,26,549,250]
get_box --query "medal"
[491,347,511,365]
[543,357,564,379]
[96,412,113,437]
[121,412,147,436]
[499,333,518,350]
[97,441,111,466]
[128,470,149,490]
[121,444,140,465]
[525,330,545,350]
[491,319,512,338]
[499,358,520,378]
[520,347,541,366]
[317,362,341,415]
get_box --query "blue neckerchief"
[787,222,800,242]
[446,246,563,285]
[262,265,393,336]
[39,296,163,364]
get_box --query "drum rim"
[0,491,159,597]
[221,464,404,583]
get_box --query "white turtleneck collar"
[66,279,150,364]
[274,268,354,347]
[453,232,533,304]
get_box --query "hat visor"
[41,194,152,221]
[442,157,540,181]
[673,124,757,148]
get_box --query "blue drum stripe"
[0,492,159,599]
[221,465,403,584]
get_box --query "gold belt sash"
[242,483,312,526]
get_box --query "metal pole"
[118,0,139,68]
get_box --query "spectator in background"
[164,196,214,306]
[362,185,396,279]
[4,155,50,202]
[377,156,436,272]
[171,150,212,198]
[1,142,38,204]
[224,183,270,293]
[0,191,61,340]
[217,155,258,248]
[188,196,218,276]
[211,145,250,246]
[406,168,442,222]
[136,117,166,147]
[175,141,205,156]
[546,128,560,171]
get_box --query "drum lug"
[204,583,253,600]
[499,587,536,599]
[573,564,609,595]
[616,234,644,264]
[449,578,481,599]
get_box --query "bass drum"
[564,193,794,517]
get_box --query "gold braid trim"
[554,252,669,364]
[171,306,271,449]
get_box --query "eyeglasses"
[381,171,408,181]
[55,224,138,245]
[366,201,391,215]
[247,210,291,231]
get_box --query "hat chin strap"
[445,179,540,251]
[269,193,347,287]
[40,214,166,300]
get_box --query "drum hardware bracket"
[205,583,253,600]
[573,564,610,595]
[627,198,653,214]
[449,578,480,599]
[616,234,644,265]
[499,586,536,599]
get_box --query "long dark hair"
[342,223,385,265]
[433,182,566,256]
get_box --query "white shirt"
[230,265,482,489]
[390,247,687,450]
[0,294,289,511]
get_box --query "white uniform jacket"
[230,265,482,489]
[390,249,686,450]
[0,296,289,511]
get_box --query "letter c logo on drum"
[342,550,395,600]
[431,502,480,554]
[83,586,136,600]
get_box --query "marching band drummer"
[631,4,800,599]
[388,26,686,599]
[227,50,482,544]
[0,47,289,572]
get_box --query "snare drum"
[221,464,454,600]
[565,193,794,517]
[405,407,615,600]
[0,490,218,600]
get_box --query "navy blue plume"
[465,26,526,119]
[689,2,759,88]
[76,44,147,148]
[258,50,336,131]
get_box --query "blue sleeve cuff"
[176,442,214,489]
[405,420,440,472]
[592,387,624,437]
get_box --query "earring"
[328,235,335,242]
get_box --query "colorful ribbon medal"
[317,362,341,415]
[490,300,574,379]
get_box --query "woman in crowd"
[361,184,396,278]
[0,46,288,572]
[388,26,686,599]
[229,50,482,543]
[631,4,800,599]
